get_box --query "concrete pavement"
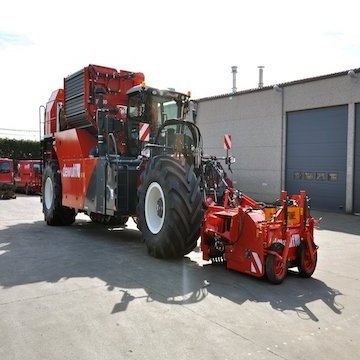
[0,195,359,359]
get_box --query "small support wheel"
[25,184,31,195]
[297,241,317,278]
[266,243,287,284]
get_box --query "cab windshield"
[0,162,10,173]
[126,90,188,156]
[150,96,180,132]
[33,163,42,174]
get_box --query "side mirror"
[190,101,197,124]
[192,109,197,124]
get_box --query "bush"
[0,138,40,160]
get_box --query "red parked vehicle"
[0,158,16,199]
[15,160,42,194]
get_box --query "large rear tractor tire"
[43,162,76,226]
[137,156,203,259]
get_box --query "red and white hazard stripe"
[250,252,262,275]
[224,134,231,150]
[139,122,150,142]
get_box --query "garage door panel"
[354,104,360,213]
[287,152,346,169]
[286,178,346,210]
[312,196,345,211]
[288,143,347,156]
[286,179,346,196]
[289,131,345,145]
[287,159,346,171]
[286,106,347,212]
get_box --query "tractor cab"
[126,85,195,157]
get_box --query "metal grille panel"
[64,69,88,128]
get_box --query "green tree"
[0,138,40,160]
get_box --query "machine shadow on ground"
[0,219,344,322]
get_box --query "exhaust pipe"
[231,66,237,93]
[258,66,264,88]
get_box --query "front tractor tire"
[138,156,203,259]
[43,162,75,226]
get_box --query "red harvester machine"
[0,158,16,199]
[200,158,318,284]
[40,64,318,283]
[41,64,203,258]
[15,160,42,194]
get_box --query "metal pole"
[231,66,238,93]
[258,66,264,88]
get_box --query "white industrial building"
[196,68,360,214]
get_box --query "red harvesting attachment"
[201,158,318,284]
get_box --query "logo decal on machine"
[62,163,81,178]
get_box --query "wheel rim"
[145,182,165,234]
[44,177,53,210]
[274,256,286,279]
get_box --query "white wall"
[197,72,360,208]
[197,90,283,202]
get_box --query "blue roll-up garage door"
[354,104,360,214]
[286,106,348,212]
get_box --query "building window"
[293,171,302,180]
[304,172,315,180]
[316,172,327,181]
[328,173,338,182]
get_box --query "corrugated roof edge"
[196,67,360,102]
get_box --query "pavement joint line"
[315,269,359,281]
[180,303,290,360]
[264,312,359,355]
[103,270,291,357]
[0,284,106,306]
[0,275,289,359]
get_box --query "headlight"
[229,156,236,164]
[141,148,151,158]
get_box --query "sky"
[1,0,360,140]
